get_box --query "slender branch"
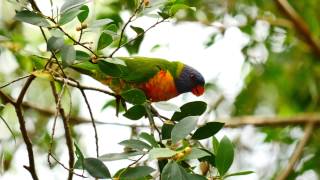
[50,82,74,180]
[48,83,67,166]
[0,75,31,90]
[14,75,39,180]
[106,18,168,58]
[276,122,315,180]
[54,77,117,97]
[223,115,320,127]
[78,88,99,157]
[275,0,320,56]
[49,154,88,178]
[109,0,144,57]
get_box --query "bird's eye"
[190,74,195,81]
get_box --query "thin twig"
[276,122,315,180]
[78,88,99,157]
[50,81,74,180]
[48,83,67,167]
[275,0,320,56]
[0,75,31,90]
[109,0,144,57]
[49,154,88,178]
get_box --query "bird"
[71,56,205,102]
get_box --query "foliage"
[1,0,320,179]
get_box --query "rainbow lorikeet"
[71,56,205,102]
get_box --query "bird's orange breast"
[140,70,178,102]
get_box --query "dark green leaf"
[187,174,207,180]
[83,158,111,178]
[101,99,125,112]
[125,26,144,55]
[99,151,144,161]
[61,45,76,66]
[171,101,207,121]
[74,142,84,169]
[59,7,83,25]
[123,105,146,120]
[76,50,90,61]
[192,122,224,140]
[47,36,64,51]
[119,139,152,151]
[161,161,189,180]
[216,136,234,176]
[97,60,122,77]
[120,166,155,179]
[183,148,210,160]
[77,5,89,22]
[171,116,198,144]
[224,171,254,179]
[121,89,146,104]
[60,0,86,14]
[139,132,158,147]
[161,123,174,140]
[97,32,113,50]
[14,10,50,27]
[149,148,177,159]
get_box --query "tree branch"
[13,75,39,180]
[50,82,74,180]
[276,122,315,180]
[223,115,320,127]
[275,0,320,56]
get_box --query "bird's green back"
[71,56,185,83]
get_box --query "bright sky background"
[0,1,317,180]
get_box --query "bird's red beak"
[191,85,205,96]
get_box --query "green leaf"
[161,161,189,180]
[125,26,144,55]
[60,0,86,14]
[216,136,234,176]
[101,57,126,66]
[119,139,152,151]
[183,148,210,161]
[99,151,144,161]
[170,4,196,16]
[171,101,207,121]
[212,136,219,155]
[0,115,15,143]
[90,18,113,28]
[61,45,76,66]
[47,36,64,51]
[97,60,122,77]
[139,132,158,147]
[59,7,83,25]
[187,174,207,180]
[83,158,111,179]
[76,50,90,61]
[121,89,146,104]
[77,5,89,22]
[171,116,198,144]
[14,10,50,27]
[97,32,113,50]
[101,99,125,112]
[74,142,84,169]
[120,166,155,179]
[154,102,180,112]
[162,123,174,140]
[192,122,224,140]
[149,148,177,159]
[224,171,254,179]
[123,105,146,120]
